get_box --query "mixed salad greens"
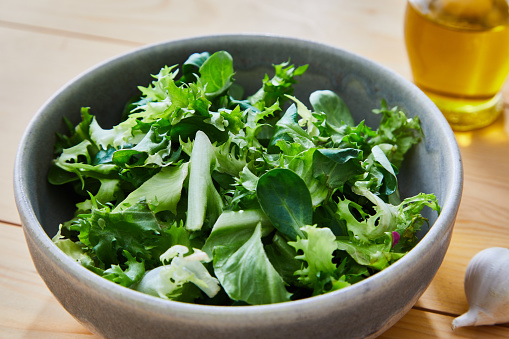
[49,50,440,306]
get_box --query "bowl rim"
[13,33,463,321]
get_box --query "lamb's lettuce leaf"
[256,168,312,241]
[198,51,235,99]
[310,90,355,127]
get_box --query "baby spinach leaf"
[169,116,228,144]
[287,148,328,207]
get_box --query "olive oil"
[404,0,509,130]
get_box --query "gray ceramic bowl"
[14,35,462,339]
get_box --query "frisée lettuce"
[50,50,440,305]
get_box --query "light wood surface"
[2,0,509,337]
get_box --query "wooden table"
[1,0,509,337]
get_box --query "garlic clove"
[452,247,509,329]
[452,307,499,329]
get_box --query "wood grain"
[2,0,509,337]
[0,0,411,76]
[0,224,100,338]
[0,27,133,224]
[417,104,509,316]
[381,309,509,338]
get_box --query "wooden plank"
[0,329,95,339]
[0,27,135,224]
[0,223,100,337]
[2,1,509,336]
[381,309,509,338]
[417,224,509,316]
[2,222,508,338]
[0,0,410,76]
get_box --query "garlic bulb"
[452,247,509,329]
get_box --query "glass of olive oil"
[405,0,509,131]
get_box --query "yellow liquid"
[405,1,509,130]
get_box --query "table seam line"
[0,19,142,47]
[0,219,22,227]
[413,305,509,328]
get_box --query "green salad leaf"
[310,90,355,128]
[49,50,440,306]
[198,50,235,98]
[214,223,292,305]
[185,131,223,231]
[256,168,312,241]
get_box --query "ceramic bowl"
[14,35,463,339]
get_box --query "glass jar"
[404,0,509,131]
